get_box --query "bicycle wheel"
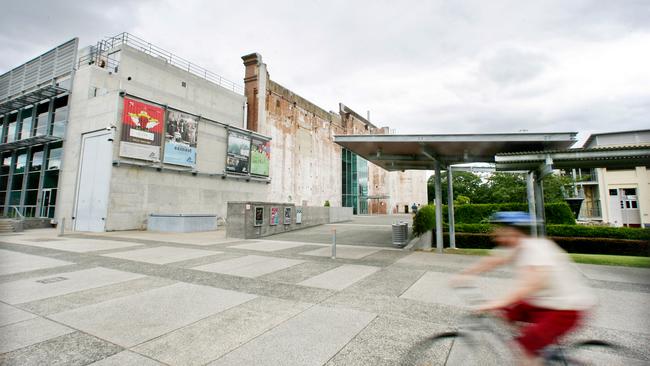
[400,331,512,366]
[561,340,643,366]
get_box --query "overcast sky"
[1,0,649,144]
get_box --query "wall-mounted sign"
[250,138,271,176]
[296,207,302,224]
[120,98,164,161]
[164,110,198,167]
[226,131,251,174]
[254,206,264,226]
[284,207,291,225]
[270,207,280,226]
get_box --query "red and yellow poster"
[119,98,164,161]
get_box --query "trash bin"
[392,221,409,247]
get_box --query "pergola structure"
[334,133,578,252]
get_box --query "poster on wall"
[296,207,302,224]
[164,110,198,167]
[119,97,164,161]
[226,131,251,174]
[254,207,264,226]
[284,207,292,225]
[270,207,280,226]
[250,138,271,176]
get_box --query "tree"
[484,173,527,203]
[428,171,485,204]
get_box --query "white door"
[608,189,623,227]
[74,131,112,232]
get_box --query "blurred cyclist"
[451,212,596,366]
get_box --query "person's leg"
[515,308,582,364]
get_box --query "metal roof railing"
[81,32,243,95]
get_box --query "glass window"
[14,152,27,174]
[6,113,17,143]
[35,101,50,136]
[51,96,68,138]
[19,108,33,140]
[47,145,62,170]
[9,191,21,205]
[1,153,11,175]
[624,188,637,196]
[609,189,618,196]
[43,170,59,189]
[11,175,23,190]
[27,172,40,189]
[30,148,44,171]
[24,190,38,205]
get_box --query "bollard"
[331,228,336,259]
[58,217,65,237]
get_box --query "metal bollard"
[331,228,336,259]
[58,217,65,237]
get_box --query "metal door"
[74,131,112,232]
[40,189,55,218]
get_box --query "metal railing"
[79,32,243,95]
[8,206,25,220]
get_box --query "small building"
[576,129,650,227]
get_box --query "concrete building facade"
[577,130,650,227]
[0,33,427,231]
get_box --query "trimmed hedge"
[448,233,650,257]
[454,223,650,241]
[413,205,436,237]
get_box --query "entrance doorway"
[74,131,112,232]
[609,188,641,227]
[40,189,56,218]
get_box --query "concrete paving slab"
[0,249,73,276]
[193,255,304,278]
[395,251,483,269]
[591,288,650,334]
[228,240,308,252]
[50,282,257,347]
[0,317,74,353]
[135,296,312,366]
[207,305,376,366]
[399,271,514,307]
[301,246,381,259]
[0,302,37,327]
[0,331,122,366]
[259,261,341,284]
[577,264,650,285]
[89,351,164,365]
[88,230,235,246]
[299,264,381,291]
[3,238,144,253]
[0,267,146,304]
[103,246,221,264]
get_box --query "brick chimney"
[241,53,268,133]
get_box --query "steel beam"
[526,171,538,237]
[434,160,443,253]
[447,166,456,248]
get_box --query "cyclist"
[451,211,596,365]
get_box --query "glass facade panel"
[341,148,368,215]
[19,108,33,140]
[35,102,50,136]
[6,113,17,143]
[30,148,44,171]
[51,96,68,138]
[47,144,62,170]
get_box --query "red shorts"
[502,301,583,356]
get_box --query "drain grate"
[36,276,68,284]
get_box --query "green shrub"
[324,200,330,207]
[454,223,650,241]
[413,204,436,237]
[451,202,575,225]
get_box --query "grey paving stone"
[193,255,304,278]
[88,351,164,365]
[134,296,312,366]
[258,261,341,284]
[0,249,73,276]
[0,302,37,327]
[325,315,452,366]
[301,246,381,259]
[0,267,146,304]
[591,287,650,334]
[299,264,380,290]
[577,264,650,285]
[50,282,257,347]
[0,331,122,366]
[0,317,74,353]
[207,305,377,366]
[228,240,309,252]
[342,266,425,297]
[18,276,176,316]
[5,238,144,253]
[103,246,221,264]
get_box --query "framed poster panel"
[284,207,291,225]
[164,110,198,167]
[254,206,264,226]
[270,207,280,226]
[296,207,303,224]
[226,131,251,174]
[250,138,271,176]
[120,97,164,161]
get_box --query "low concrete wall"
[226,202,352,239]
[329,207,353,223]
[148,214,217,233]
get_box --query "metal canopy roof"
[495,145,650,171]
[0,135,63,152]
[0,84,68,114]
[334,132,577,171]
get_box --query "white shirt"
[511,238,596,311]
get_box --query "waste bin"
[392,221,409,247]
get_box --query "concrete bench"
[148,214,217,233]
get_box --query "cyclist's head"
[489,211,536,245]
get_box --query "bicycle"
[401,286,630,366]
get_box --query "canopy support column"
[447,166,456,249]
[434,160,444,253]
[534,172,547,237]
[526,171,538,237]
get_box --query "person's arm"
[450,250,515,286]
[477,265,550,311]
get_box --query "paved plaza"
[0,221,649,365]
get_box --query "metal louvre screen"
[0,38,78,101]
